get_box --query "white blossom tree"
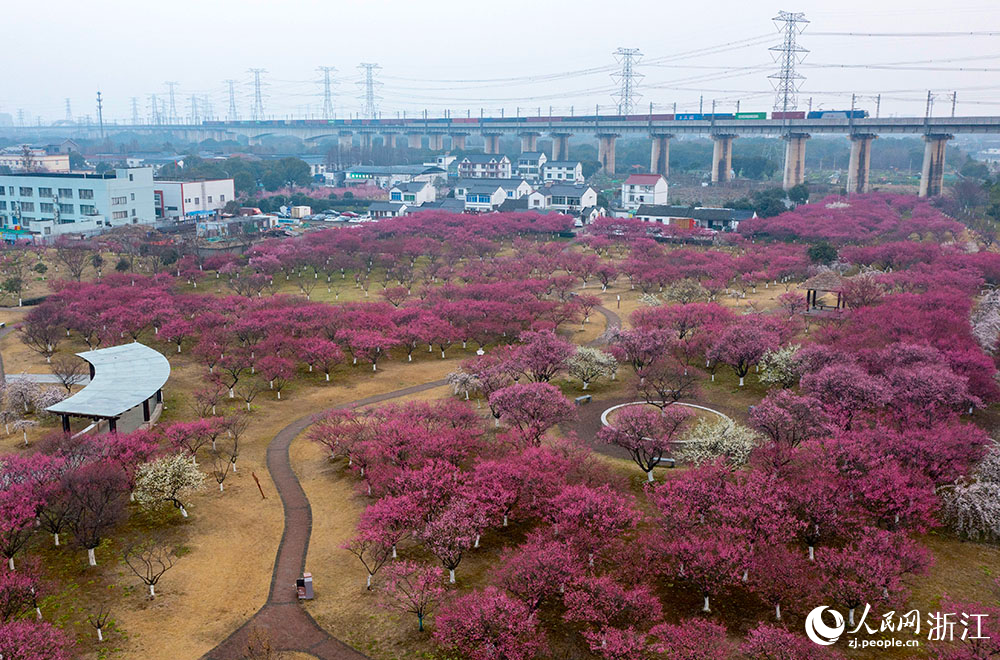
[757,344,803,389]
[971,291,1000,354]
[133,454,205,518]
[566,347,618,390]
[446,370,480,401]
[675,417,762,468]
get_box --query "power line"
[768,10,809,113]
[811,30,1000,37]
[358,63,382,119]
[248,69,267,121]
[317,66,337,119]
[611,47,643,115]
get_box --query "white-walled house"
[542,161,584,184]
[634,204,756,231]
[621,174,668,211]
[454,178,532,201]
[154,178,235,220]
[544,183,598,213]
[515,152,547,181]
[462,182,507,212]
[389,181,436,206]
[457,154,512,179]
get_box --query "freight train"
[202,109,867,129]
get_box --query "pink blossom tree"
[492,532,583,612]
[420,502,476,583]
[489,383,575,446]
[514,330,575,382]
[0,620,74,660]
[546,484,640,565]
[434,587,547,660]
[377,560,445,632]
[741,623,845,660]
[707,318,780,386]
[597,405,692,481]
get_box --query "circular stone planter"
[600,401,731,429]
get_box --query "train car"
[771,111,806,120]
[735,112,767,120]
[675,113,703,121]
[705,113,735,120]
[806,110,869,120]
[452,117,477,124]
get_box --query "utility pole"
[951,91,957,117]
[358,63,382,120]
[875,94,881,118]
[96,91,105,139]
[925,90,934,119]
[130,97,140,124]
[248,69,267,121]
[611,47,643,115]
[224,79,238,122]
[317,66,337,120]
[64,98,72,123]
[699,96,703,114]
[201,95,213,121]
[165,81,179,123]
[768,11,809,113]
[189,94,199,123]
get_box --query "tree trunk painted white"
[441,350,446,358]
[219,482,224,492]
[366,574,372,589]
[177,344,181,353]
[407,354,412,362]
[742,569,748,582]
[849,607,856,626]
[232,462,237,473]
[647,470,654,483]
[97,628,104,642]
[325,372,330,382]
[582,381,589,390]
[474,534,480,548]
[392,545,397,559]
[449,569,455,584]
[503,515,508,527]
[277,391,281,400]
[808,545,814,561]
[269,380,274,389]
[703,596,711,612]
[7,557,13,570]
[54,533,59,546]
[372,363,377,371]
[739,376,744,387]
[180,506,188,518]
[776,603,781,620]
[88,548,97,566]
[229,388,235,398]
[149,584,156,598]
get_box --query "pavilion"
[802,271,846,311]
[46,343,170,435]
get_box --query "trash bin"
[296,572,314,599]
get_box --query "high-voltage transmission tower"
[248,69,267,121]
[611,47,643,115]
[130,97,141,124]
[224,79,239,121]
[768,11,809,113]
[358,63,382,119]
[64,98,72,123]
[317,66,337,119]
[96,91,105,138]
[165,81,179,123]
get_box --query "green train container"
[735,112,767,120]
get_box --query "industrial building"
[153,178,235,220]
[0,168,156,240]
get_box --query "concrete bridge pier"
[450,134,467,151]
[383,133,397,149]
[919,133,952,197]
[847,133,877,194]
[597,133,619,174]
[360,133,373,151]
[339,132,353,150]
[407,133,422,149]
[782,133,810,190]
[520,132,540,153]
[483,133,502,154]
[551,133,572,161]
[427,133,444,151]
[711,134,737,183]
[650,133,672,177]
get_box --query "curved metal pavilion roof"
[46,343,170,419]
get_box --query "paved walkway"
[202,306,620,660]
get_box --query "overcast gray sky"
[4,0,999,124]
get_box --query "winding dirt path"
[202,307,620,659]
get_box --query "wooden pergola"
[802,271,845,311]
